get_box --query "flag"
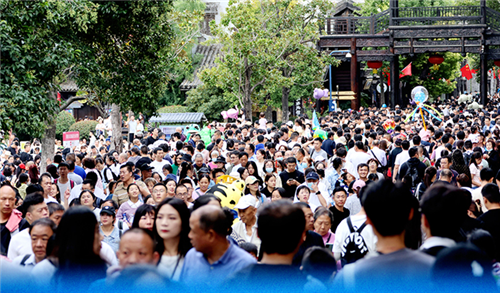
[399,62,412,78]
[312,110,320,131]
[471,68,478,74]
[461,64,473,80]
[57,92,62,102]
[383,71,391,86]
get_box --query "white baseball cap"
[234,195,257,210]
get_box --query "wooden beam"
[350,38,359,110]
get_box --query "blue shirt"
[180,240,256,287]
[74,165,86,180]
[100,226,120,253]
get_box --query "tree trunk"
[282,86,290,122]
[265,95,273,123]
[110,103,122,153]
[40,118,56,174]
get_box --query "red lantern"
[494,60,500,67]
[367,61,383,74]
[429,55,444,70]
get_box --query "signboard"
[377,83,388,93]
[63,131,80,149]
[159,126,180,141]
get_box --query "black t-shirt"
[293,230,324,266]
[0,221,9,256]
[145,136,157,146]
[329,206,350,233]
[478,209,500,260]
[279,170,305,197]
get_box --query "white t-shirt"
[333,214,378,255]
[158,254,184,281]
[347,152,372,179]
[56,180,72,204]
[7,228,32,260]
[394,151,410,171]
[151,160,169,178]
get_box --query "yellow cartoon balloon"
[206,179,245,210]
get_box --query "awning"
[149,113,207,124]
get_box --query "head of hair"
[361,179,414,236]
[197,206,234,237]
[301,247,337,283]
[257,200,305,255]
[480,168,495,182]
[482,183,500,204]
[29,218,56,235]
[21,193,45,217]
[47,202,65,216]
[131,204,156,229]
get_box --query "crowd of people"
[2,94,500,292]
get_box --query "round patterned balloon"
[411,86,429,104]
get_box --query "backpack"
[463,152,472,166]
[341,217,369,267]
[54,178,75,189]
[20,254,31,266]
[404,163,421,189]
[104,167,119,183]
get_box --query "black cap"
[100,206,115,216]
[181,154,192,162]
[139,163,154,171]
[214,156,226,164]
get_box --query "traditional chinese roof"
[180,44,222,91]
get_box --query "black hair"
[153,198,192,257]
[301,247,337,283]
[132,204,156,229]
[48,202,65,215]
[482,183,500,204]
[29,218,56,235]
[480,168,495,182]
[21,192,45,217]
[79,190,96,208]
[192,194,221,211]
[198,207,234,237]
[257,200,305,255]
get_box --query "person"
[469,151,483,188]
[116,228,160,268]
[232,195,261,252]
[112,163,149,206]
[55,162,74,205]
[392,140,410,182]
[11,218,56,268]
[153,198,191,280]
[334,179,435,291]
[415,166,437,200]
[292,202,325,266]
[151,183,168,205]
[261,174,276,199]
[34,206,107,290]
[38,173,58,204]
[471,168,495,212]
[7,193,49,260]
[116,183,143,227]
[329,187,350,233]
[313,207,335,248]
[180,205,256,287]
[151,147,169,180]
[306,137,328,161]
[279,157,305,196]
[131,204,155,231]
[244,176,266,208]
[419,183,470,256]
[1,183,30,256]
[478,183,500,261]
[99,206,121,253]
[47,202,64,227]
[398,146,427,189]
[224,200,310,291]
[192,174,210,200]
[367,158,384,181]
[79,189,101,220]
[436,155,459,185]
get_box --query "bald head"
[192,205,230,237]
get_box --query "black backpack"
[463,152,472,167]
[341,217,369,267]
[104,167,119,183]
[404,163,421,188]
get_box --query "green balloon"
[313,129,327,140]
[200,127,213,145]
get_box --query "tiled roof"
[180,44,222,91]
[334,0,361,17]
[149,113,207,124]
[59,80,79,92]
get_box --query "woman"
[28,164,39,184]
[237,167,249,181]
[244,176,266,208]
[262,160,283,188]
[154,198,192,281]
[262,174,276,199]
[47,207,106,290]
[51,182,61,203]
[79,190,100,220]
[271,187,287,201]
[255,149,266,178]
[16,173,29,199]
[484,139,500,175]
[469,151,483,188]
[144,177,158,195]
[192,194,222,211]
[327,157,343,194]
[99,207,120,253]
[178,162,195,185]
[165,178,177,198]
[246,161,263,187]
[296,185,318,212]
[367,158,384,180]
[152,172,163,183]
[117,183,143,226]
[313,207,335,248]
[207,151,219,170]
[193,174,210,200]
[457,174,474,195]
[171,154,182,176]
[132,204,155,231]
[415,166,437,200]
[451,149,471,185]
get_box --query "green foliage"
[158,105,189,113]
[399,52,463,98]
[68,120,98,140]
[0,0,98,138]
[186,82,233,122]
[56,111,76,140]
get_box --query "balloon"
[313,88,324,100]
[221,106,240,120]
[411,86,429,104]
[313,129,327,140]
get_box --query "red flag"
[461,64,473,80]
[383,71,391,86]
[399,62,412,78]
[471,68,478,74]
[57,92,62,102]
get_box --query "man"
[152,183,168,205]
[175,184,189,204]
[113,163,149,206]
[239,152,249,169]
[117,228,160,267]
[138,163,154,181]
[388,139,403,178]
[232,195,261,251]
[0,184,28,256]
[483,117,494,133]
[471,168,495,212]
[398,147,427,188]
[193,154,207,175]
[226,151,240,174]
[55,162,74,203]
[279,157,305,196]
[19,144,31,164]
[66,161,83,185]
[321,132,336,158]
[11,218,56,268]
[226,201,308,291]
[419,183,470,256]
[8,193,49,260]
[38,173,58,204]
[146,128,159,146]
[181,205,256,287]
[392,140,410,183]
[334,180,434,291]
[369,140,387,168]
[478,183,500,261]
[292,203,324,266]
[436,155,459,185]
[126,114,138,143]
[329,187,350,233]
[66,153,86,180]
[357,163,369,182]
[244,144,256,161]
[47,202,64,226]
[346,141,372,179]
[307,138,328,162]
